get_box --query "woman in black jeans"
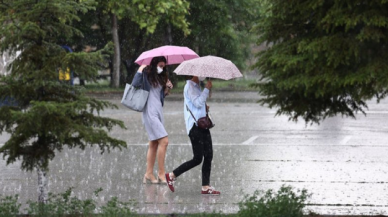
[165,76,220,195]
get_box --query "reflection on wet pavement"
[1,93,388,215]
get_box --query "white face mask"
[198,76,206,81]
[157,66,163,74]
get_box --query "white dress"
[142,84,167,141]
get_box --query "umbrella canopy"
[135,45,199,65]
[173,55,243,80]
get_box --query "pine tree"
[0,0,126,202]
[253,0,388,124]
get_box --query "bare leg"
[145,140,158,180]
[157,136,169,180]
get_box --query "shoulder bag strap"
[186,105,198,123]
[141,70,146,89]
[186,104,209,122]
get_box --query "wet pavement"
[1,91,388,215]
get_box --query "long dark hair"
[145,56,168,88]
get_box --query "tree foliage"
[173,0,259,70]
[97,0,190,35]
[73,0,258,85]
[0,0,126,171]
[85,0,191,87]
[253,0,388,124]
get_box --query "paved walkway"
[1,91,388,215]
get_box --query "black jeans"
[173,124,213,186]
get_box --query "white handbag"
[121,73,149,112]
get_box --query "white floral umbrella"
[173,55,243,80]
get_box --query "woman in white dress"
[131,56,173,184]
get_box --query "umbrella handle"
[208,78,211,98]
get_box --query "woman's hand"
[138,65,147,73]
[166,79,173,89]
[164,79,173,96]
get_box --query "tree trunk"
[164,23,172,45]
[111,13,120,88]
[37,161,48,203]
[195,36,200,54]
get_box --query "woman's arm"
[131,65,147,87]
[187,83,209,108]
[188,80,212,108]
[138,65,146,72]
[131,72,143,87]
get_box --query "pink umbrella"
[173,55,243,80]
[135,45,199,65]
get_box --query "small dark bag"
[186,105,215,129]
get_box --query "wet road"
[1,91,388,215]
